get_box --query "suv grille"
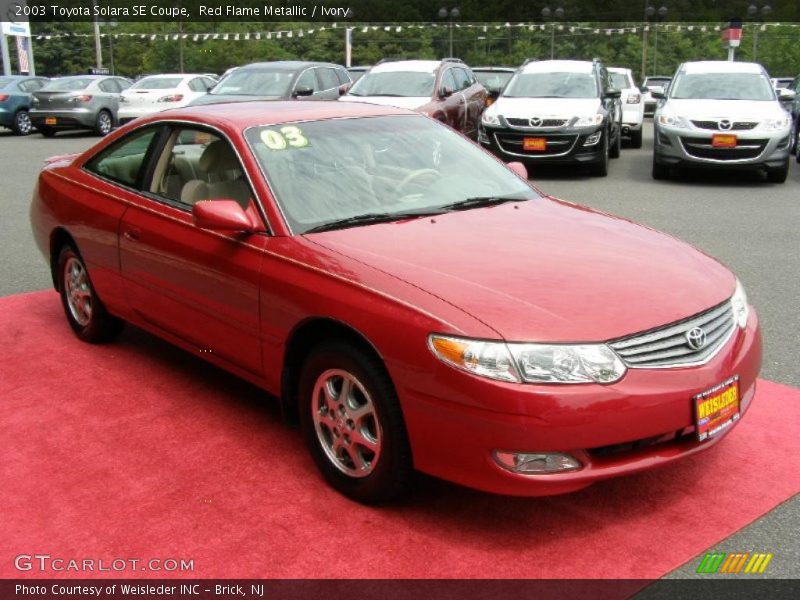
[608,300,735,368]
[494,132,578,157]
[679,136,768,160]
[690,120,759,131]
[506,117,569,128]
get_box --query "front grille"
[506,117,569,128]
[608,300,735,368]
[679,136,767,160]
[691,120,759,131]
[494,132,578,157]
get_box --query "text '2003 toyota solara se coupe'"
[30,101,762,503]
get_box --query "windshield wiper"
[436,196,530,212]
[303,209,444,234]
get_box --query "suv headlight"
[730,279,749,329]
[657,114,690,128]
[429,335,626,384]
[481,110,500,126]
[572,114,603,127]
[760,117,790,131]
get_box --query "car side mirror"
[440,85,454,98]
[639,85,648,93]
[507,161,528,179]
[338,84,350,96]
[605,88,622,99]
[293,86,314,98]
[778,88,796,101]
[651,90,666,100]
[192,200,256,232]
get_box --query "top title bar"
[3,0,800,23]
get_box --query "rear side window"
[99,79,120,93]
[316,68,340,91]
[335,67,352,85]
[85,127,161,188]
[451,68,471,91]
[188,78,206,92]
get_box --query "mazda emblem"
[718,119,732,131]
[530,117,543,127]
[685,327,707,350]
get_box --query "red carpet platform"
[1,290,799,579]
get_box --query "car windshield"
[211,69,294,96]
[245,115,539,234]
[504,72,598,98]
[474,71,514,90]
[610,73,631,89]
[348,71,435,97]
[42,78,93,92]
[670,72,775,101]
[644,78,670,88]
[131,77,184,90]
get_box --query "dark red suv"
[340,58,488,138]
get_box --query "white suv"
[609,67,645,148]
[653,61,794,183]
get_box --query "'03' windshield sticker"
[260,126,310,150]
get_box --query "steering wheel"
[396,168,440,196]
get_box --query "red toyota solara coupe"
[30,101,762,503]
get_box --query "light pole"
[92,0,103,70]
[541,6,565,60]
[747,3,771,62]
[438,6,460,57]
[103,21,118,75]
[648,5,668,75]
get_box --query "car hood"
[662,99,786,120]
[494,97,601,119]
[307,198,735,342]
[339,95,430,110]
[189,94,284,106]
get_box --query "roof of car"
[681,61,764,74]
[370,60,441,73]
[521,60,594,74]
[472,66,516,72]
[238,61,342,71]
[0,74,46,80]
[152,100,415,128]
[608,67,632,73]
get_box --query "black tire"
[765,161,789,184]
[789,119,798,155]
[56,244,124,343]
[652,156,670,180]
[38,125,57,137]
[609,124,621,158]
[11,109,33,135]
[630,128,643,149]
[94,110,113,136]
[298,340,413,504]
[591,130,609,177]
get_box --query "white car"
[641,76,671,116]
[118,74,217,123]
[652,61,794,183]
[609,67,645,148]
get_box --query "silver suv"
[652,61,794,183]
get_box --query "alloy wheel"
[63,256,93,326]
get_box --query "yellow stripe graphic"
[758,553,773,574]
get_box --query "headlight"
[572,114,603,127]
[760,117,790,131]
[481,110,500,126]
[730,279,749,329]
[657,114,690,128]
[428,335,626,384]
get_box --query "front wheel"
[591,131,609,177]
[766,161,788,184]
[609,124,621,158]
[630,128,643,149]
[298,341,412,504]
[57,245,124,343]
[652,156,670,180]
[11,109,32,135]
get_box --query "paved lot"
[1,122,798,578]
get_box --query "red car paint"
[30,101,762,496]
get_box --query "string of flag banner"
[33,21,800,42]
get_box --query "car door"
[600,68,621,140]
[117,124,267,376]
[97,78,122,119]
[455,67,485,137]
[438,69,463,131]
[314,67,343,100]
[292,68,317,100]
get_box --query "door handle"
[122,229,141,242]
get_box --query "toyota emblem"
[718,119,732,131]
[529,117,543,127]
[685,327,707,350]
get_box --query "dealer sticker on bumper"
[694,375,740,442]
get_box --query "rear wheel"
[298,341,412,504]
[11,109,32,135]
[57,245,124,343]
[94,110,113,136]
[38,126,57,137]
[766,160,788,183]
[630,128,643,149]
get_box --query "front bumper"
[29,108,97,129]
[654,122,791,170]
[479,123,606,166]
[395,310,762,496]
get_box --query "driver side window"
[295,70,316,93]
[440,69,457,95]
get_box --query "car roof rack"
[441,57,464,63]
